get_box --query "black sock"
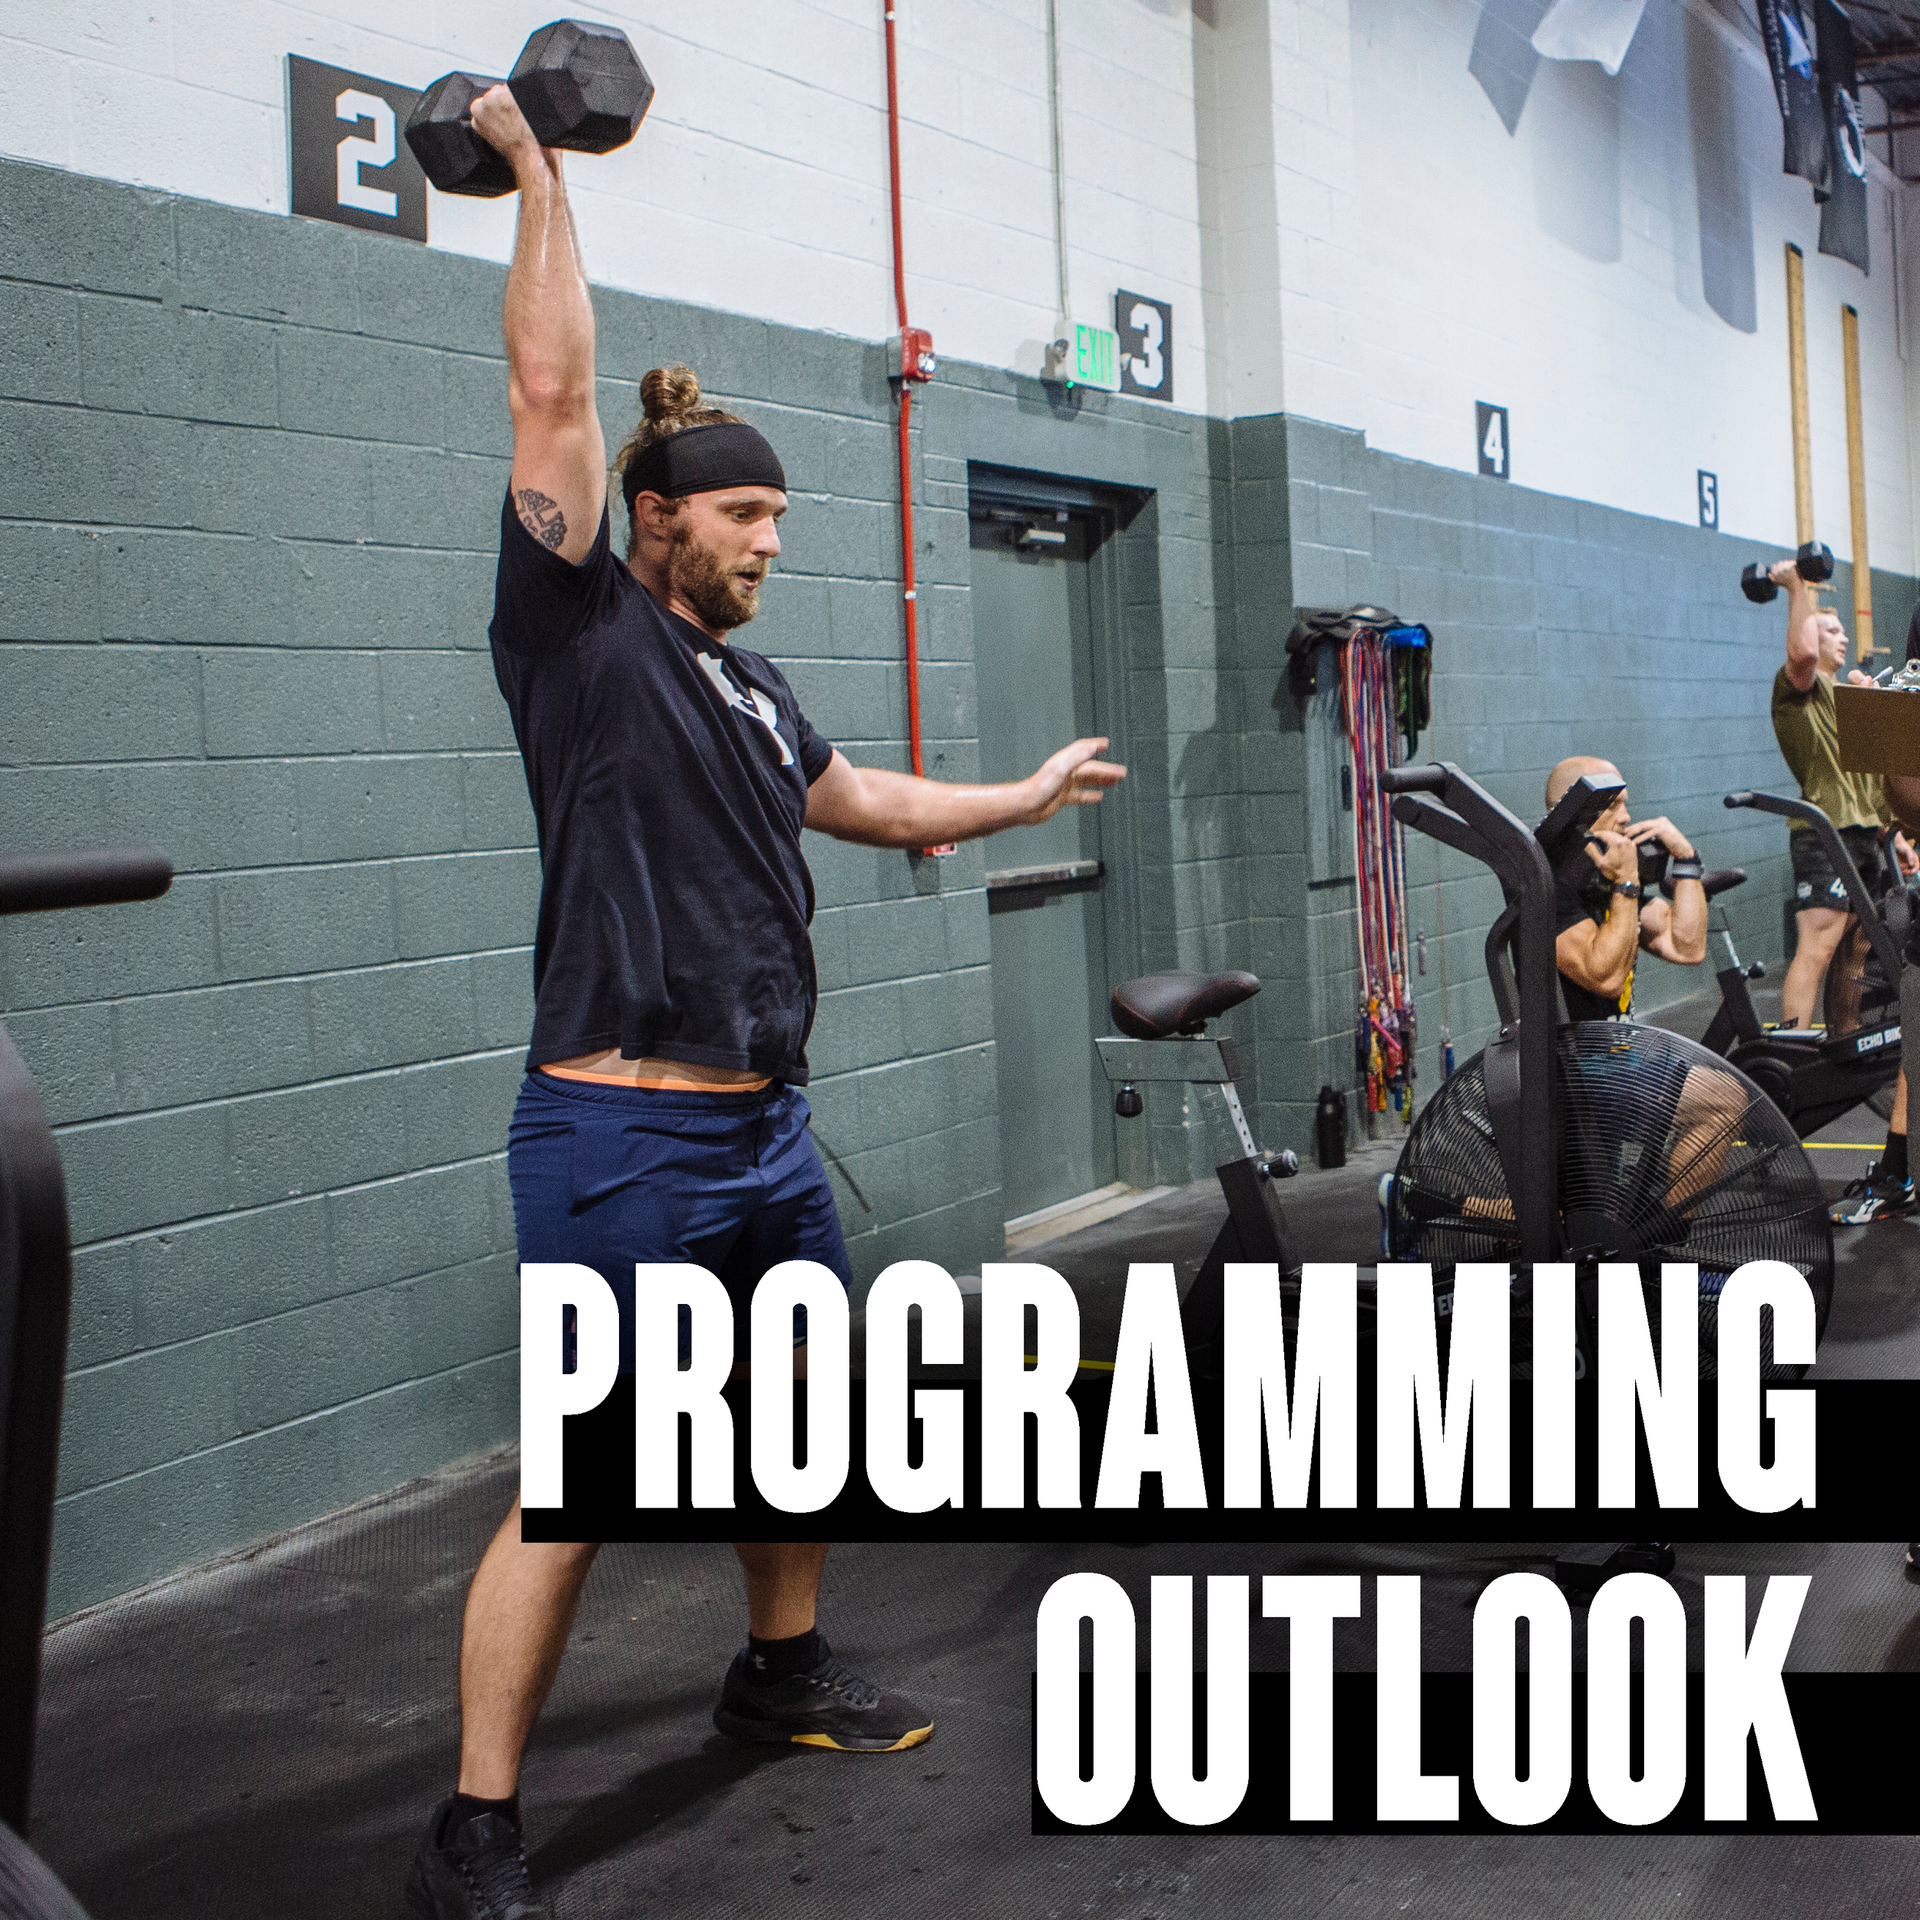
[1883,1130,1909,1182]
[744,1626,823,1685]
[444,1792,520,1843]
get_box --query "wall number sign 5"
[288,56,427,242]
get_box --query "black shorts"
[1790,824,1888,911]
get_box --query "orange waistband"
[539,1064,773,1093]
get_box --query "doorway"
[967,481,1132,1228]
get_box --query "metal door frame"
[965,463,1150,1018]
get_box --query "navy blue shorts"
[507,1072,852,1373]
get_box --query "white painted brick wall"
[1339,0,1913,565]
[4,0,1917,561]
[0,0,1209,404]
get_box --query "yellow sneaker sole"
[790,1723,934,1752]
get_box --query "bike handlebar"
[0,849,173,917]
[1380,764,1448,795]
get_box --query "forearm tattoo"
[516,489,567,550]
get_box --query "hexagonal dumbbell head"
[1796,540,1835,583]
[509,20,654,155]
[405,72,517,198]
[1740,563,1779,604]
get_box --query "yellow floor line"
[1022,1356,1117,1371]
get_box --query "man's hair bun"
[614,364,746,503]
[641,364,702,426]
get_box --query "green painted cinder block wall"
[1,157,1904,1615]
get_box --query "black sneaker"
[405,1800,546,1920]
[712,1640,934,1751]
[1829,1164,1916,1226]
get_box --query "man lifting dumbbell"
[1768,557,1914,1027]
[404,52,1126,1920]
[1764,557,1918,1224]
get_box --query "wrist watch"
[1668,858,1703,882]
[1611,881,1644,900]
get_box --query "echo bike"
[1695,790,1905,1137]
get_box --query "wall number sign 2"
[1115,290,1174,403]
[288,55,427,242]
[1476,401,1509,480]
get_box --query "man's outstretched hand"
[1019,738,1127,825]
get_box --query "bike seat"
[1110,970,1261,1039]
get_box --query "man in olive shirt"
[1769,559,1901,1027]
[1770,559,1915,1222]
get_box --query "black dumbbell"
[406,20,654,199]
[1739,541,1835,603]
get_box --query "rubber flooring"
[26,1012,1920,1919]
[29,1476,1920,1919]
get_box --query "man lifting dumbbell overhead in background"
[1764,556,1918,1224]
[1768,553,1914,1028]
[405,48,1126,1920]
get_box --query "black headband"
[622,421,787,508]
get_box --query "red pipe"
[895,390,923,775]
[884,5,909,333]
[882,2,925,778]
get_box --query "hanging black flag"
[1756,0,1831,192]
[1816,0,1870,272]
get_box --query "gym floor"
[28,998,1920,1919]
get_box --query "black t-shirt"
[1553,860,1634,1024]
[1906,600,1920,664]
[489,493,835,1079]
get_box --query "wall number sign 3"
[288,55,427,242]
[1476,401,1510,480]
[1115,290,1174,404]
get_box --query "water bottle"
[1315,1084,1347,1169]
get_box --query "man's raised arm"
[1777,560,1825,692]
[471,87,604,564]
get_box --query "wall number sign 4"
[1476,401,1509,480]
[288,55,427,242]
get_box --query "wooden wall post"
[1786,244,1815,549]
[1842,301,1873,662]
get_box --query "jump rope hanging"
[1283,610,1432,1124]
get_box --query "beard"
[668,522,766,631]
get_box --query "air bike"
[1693,789,1905,1135]
[1095,764,1833,1589]
[1378,762,1832,1357]
[1385,763,1833,1590]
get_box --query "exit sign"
[1071,323,1121,392]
